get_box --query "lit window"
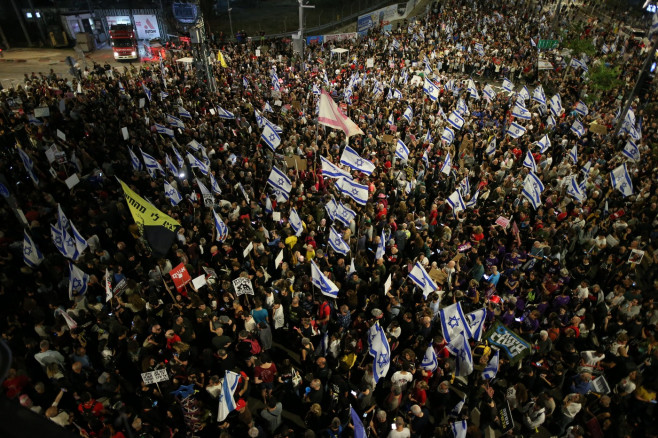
[26,12,33,18]
[36,12,41,18]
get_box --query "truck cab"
[109,24,138,60]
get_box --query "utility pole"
[298,0,315,68]
[228,0,234,40]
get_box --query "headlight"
[131,51,136,57]
[113,52,119,58]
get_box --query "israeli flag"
[400,69,408,84]
[160,91,169,100]
[466,189,480,208]
[518,85,530,101]
[522,172,544,209]
[570,57,583,69]
[425,129,433,143]
[486,137,496,157]
[217,106,235,119]
[456,98,469,115]
[441,127,455,144]
[482,349,500,380]
[329,227,350,255]
[17,148,39,185]
[325,198,338,221]
[261,123,281,150]
[622,140,640,161]
[178,106,192,119]
[447,190,466,214]
[532,85,546,105]
[574,100,589,116]
[423,77,440,101]
[141,149,164,179]
[536,134,551,153]
[502,77,514,93]
[408,262,438,297]
[581,161,592,176]
[451,420,468,438]
[449,332,474,376]
[439,302,468,344]
[336,201,356,226]
[467,79,479,99]
[70,221,88,257]
[391,89,403,99]
[549,94,563,118]
[164,180,183,206]
[395,139,410,161]
[483,84,496,101]
[187,139,202,153]
[118,81,125,92]
[209,173,221,195]
[458,177,470,197]
[340,146,375,175]
[335,177,369,205]
[320,156,351,179]
[154,124,174,138]
[523,151,538,173]
[51,224,77,260]
[166,114,185,129]
[610,163,633,197]
[421,344,438,372]
[312,83,321,95]
[568,145,578,164]
[402,106,413,124]
[68,262,89,299]
[447,111,465,130]
[465,308,486,341]
[186,152,209,175]
[212,210,229,242]
[23,230,44,268]
[28,114,43,126]
[512,103,532,120]
[474,42,485,56]
[375,228,386,260]
[566,175,587,202]
[507,122,527,138]
[289,208,303,236]
[367,322,391,383]
[217,371,240,421]
[311,259,339,298]
[142,83,152,101]
[128,148,143,172]
[440,152,452,175]
[165,154,178,176]
[350,406,367,438]
[391,38,401,50]
[444,78,455,93]
[267,166,292,201]
[571,119,585,138]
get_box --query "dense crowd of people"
[0,0,657,437]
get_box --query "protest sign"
[169,263,191,292]
[141,369,169,385]
[485,321,531,364]
[233,277,254,296]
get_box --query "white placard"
[274,100,283,106]
[34,106,50,118]
[366,58,374,68]
[56,129,66,141]
[272,212,281,221]
[209,108,216,115]
[121,127,129,140]
[275,250,284,269]
[139,98,145,108]
[192,275,207,290]
[65,174,80,189]
[256,49,261,57]
[45,144,58,163]
[243,241,253,258]
[133,14,161,40]
[141,369,169,385]
[233,277,255,296]
[384,274,392,295]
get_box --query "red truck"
[109,24,138,60]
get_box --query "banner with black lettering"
[118,178,180,257]
[484,321,531,365]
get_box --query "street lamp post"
[228,0,234,39]
[298,0,315,67]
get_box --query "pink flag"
[318,91,364,138]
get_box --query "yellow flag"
[217,50,228,68]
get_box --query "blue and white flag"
[178,106,192,119]
[467,79,479,99]
[518,85,530,101]
[536,134,551,153]
[336,177,369,205]
[458,177,470,197]
[466,189,480,208]
[261,123,282,150]
[402,106,413,124]
[160,91,169,100]
[212,210,229,242]
[440,152,452,175]
[440,302,468,345]
[507,122,527,139]
[451,420,468,438]
[312,83,321,95]
[350,406,367,438]
[571,119,585,138]
[408,262,438,297]
[329,227,350,255]
[267,167,292,201]
[444,79,455,93]
[566,175,587,202]
[523,151,538,173]
[325,198,338,222]
[574,101,589,116]
[17,148,39,185]
[482,349,500,380]
[118,81,125,93]
[610,163,633,197]
[217,370,240,421]
[264,196,273,215]
[522,172,544,209]
[165,154,178,176]
[68,262,89,299]
[320,156,351,179]
[142,83,152,101]
[186,152,209,176]
[23,230,44,268]
[391,89,403,99]
[532,85,546,105]
[154,123,175,138]
[209,173,221,195]
[336,201,356,226]
[486,137,496,157]
[465,308,486,341]
[375,228,386,260]
[425,129,433,143]
[340,146,375,175]
[289,208,303,236]
[141,149,164,179]
[70,221,88,257]
[264,101,274,113]
[483,84,496,101]
[216,106,235,119]
[395,139,409,161]
[474,42,484,56]
[441,127,455,144]
[187,139,202,153]
[311,259,339,298]
[456,98,468,115]
[166,114,185,129]
[57,205,70,234]
[423,77,440,101]
[549,94,563,118]
[28,114,43,126]
[447,111,465,130]
[581,161,592,176]
[502,77,514,93]
[368,322,391,383]
[421,344,438,372]
[546,114,555,129]
[242,77,249,88]
[622,140,640,161]
[450,399,466,417]
[447,190,466,214]
[568,145,578,164]
[164,180,183,206]
[512,103,532,120]
[51,224,77,260]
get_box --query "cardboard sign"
[255,49,261,57]
[383,134,395,144]
[272,212,281,221]
[495,216,510,228]
[65,174,80,189]
[485,321,531,364]
[628,249,644,264]
[203,194,215,208]
[169,263,191,292]
[233,276,254,296]
[589,123,608,135]
[284,156,308,171]
[141,369,169,385]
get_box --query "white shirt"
[387,427,411,438]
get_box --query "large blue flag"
[164,180,183,206]
[350,406,367,438]
[310,260,339,298]
[23,229,44,268]
[68,262,89,299]
[368,322,391,383]
[329,227,350,255]
[217,371,240,421]
[440,302,468,344]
